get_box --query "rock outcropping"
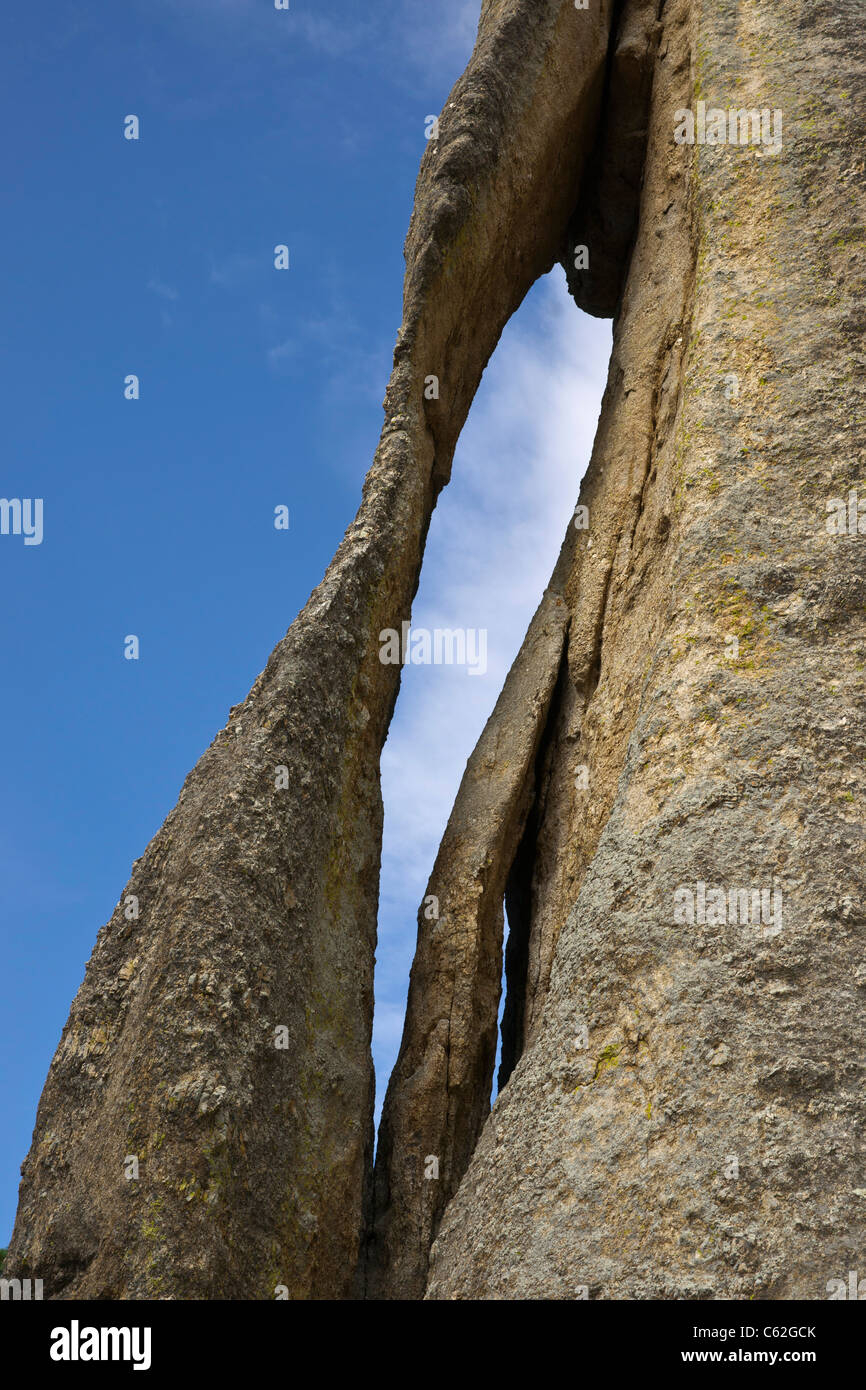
[7,0,865,1300]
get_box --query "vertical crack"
[498,635,571,1090]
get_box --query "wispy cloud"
[393,0,479,85]
[372,268,611,1112]
[289,12,375,60]
[208,251,260,290]
[151,0,480,83]
[267,310,384,391]
[266,269,391,423]
[147,274,180,302]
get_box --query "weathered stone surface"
[8,0,864,1303]
[366,590,569,1299]
[5,0,618,1300]
[426,0,866,1300]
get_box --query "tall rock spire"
[5,0,618,1299]
[425,0,866,1300]
[8,0,864,1302]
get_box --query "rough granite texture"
[7,0,864,1301]
[426,0,866,1300]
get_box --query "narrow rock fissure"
[562,0,661,319]
[561,0,630,313]
[498,633,572,1092]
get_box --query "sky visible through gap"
[0,0,610,1240]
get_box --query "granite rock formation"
[7,0,865,1301]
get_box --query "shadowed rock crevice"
[499,640,570,1092]
[563,0,666,317]
[499,804,540,1095]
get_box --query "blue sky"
[0,0,610,1243]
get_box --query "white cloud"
[153,0,480,83]
[266,278,392,425]
[208,251,259,289]
[289,12,374,60]
[147,275,179,301]
[393,0,479,84]
[372,268,611,1112]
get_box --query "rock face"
[7,0,865,1301]
[425,0,866,1301]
